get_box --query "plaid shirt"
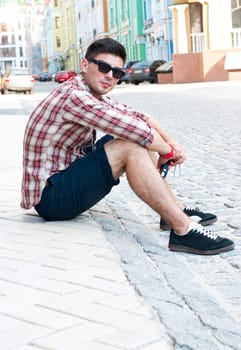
[21,75,154,209]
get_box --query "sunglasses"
[88,57,125,79]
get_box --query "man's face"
[81,53,124,97]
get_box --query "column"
[169,4,189,54]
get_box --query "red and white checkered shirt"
[21,75,154,209]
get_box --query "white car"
[1,68,35,94]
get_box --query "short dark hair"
[85,38,126,63]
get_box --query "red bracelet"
[160,145,175,159]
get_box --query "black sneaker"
[160,206,217,230]
[184,207,217,226]
[169,222,234,255]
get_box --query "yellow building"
[50,0,77,73]
[170,0,241,83]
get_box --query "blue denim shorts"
[35,135,119,220]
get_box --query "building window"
[0,23,8,31]
[54,0,58,6]
[231,1,241,28]
[232,9,241,27]
[56,36,61,48]
[110,7,115,28]
[1,35,8,45]
[144,0,152,21]
[121,0,127,21]
[190,3,203,33]
[55,16,60,29]
[231,0,239,9]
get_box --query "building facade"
[0,0,50,75]
[108,0,146,61]
[171,0,241,83]
[143,0,173,61]
[74,0,109,61]
[1,0,241,82]
[48,0,109,74]
[48,0,78,75]
[0,1,29,74]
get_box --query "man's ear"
[81,58,88,73]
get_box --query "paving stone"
[9,346,44,350]
[33,322,116,350]
[4,304,84,330]
[141,340,174,350]
[37,287,114,311]
[71,342,121,350]
[69,302,148,327]
[98,319,172,349]
[0,320,51,349]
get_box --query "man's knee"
[104,139,150,177]
[105,138,146,155]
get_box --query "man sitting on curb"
[21,38,234,255]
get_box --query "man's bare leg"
[104,139,234,255]
[149,150,185,210]
[104,139,190,234]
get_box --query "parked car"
[1,68,35,94]
[129,60,166,85]
[117,60,140,84]
[156,61,173,74]
[38,71,52,81]
[55,70,77,83]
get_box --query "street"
[0,79,241,349]
[107,81,241,349]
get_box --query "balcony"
[190,30,241,52]
[231,29,241,48]
[144,18,153,30]
[190,32,205,52]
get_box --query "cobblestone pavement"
[0,81,240,349]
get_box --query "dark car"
[117,60,140,84]
[129,60,166,85]
[38,72,52,81]
[156,61,173,74]
[55,70,77,83]
[149,60,167,82]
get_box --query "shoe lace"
[196,226,218,240]
[185,206,200,214]
[173,164,182,178]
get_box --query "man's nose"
[105,69,113,78]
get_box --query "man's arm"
[146,116,186,166]
[147,116,175,143]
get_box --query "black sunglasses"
[88,57,125,79]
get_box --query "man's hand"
[168,143,186,166]
[157,143,186,170]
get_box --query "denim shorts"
[35,135,119,220]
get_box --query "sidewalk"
[0,115,172,349]
[0,214,172,350]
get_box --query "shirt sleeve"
[62,89,154,146]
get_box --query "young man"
[21,38,234,255]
